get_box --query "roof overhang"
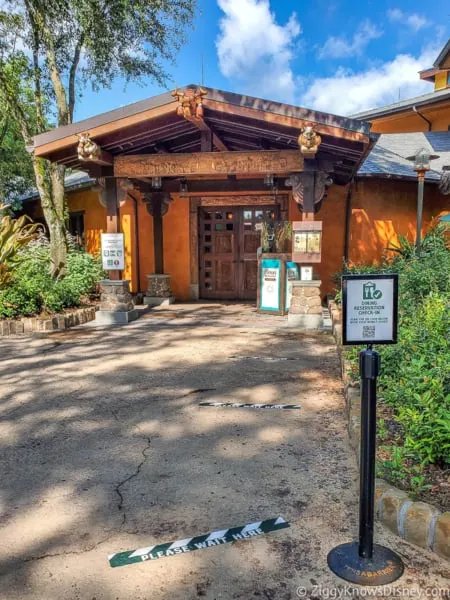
[433,39,450,69]
[32,85,373,185]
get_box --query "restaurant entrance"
[199,205,279,300]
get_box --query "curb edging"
[328,298,450,562]
[0,306,97,336]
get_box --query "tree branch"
[31,6,70,127]
[68,32,84,123]
[0,117,9,148]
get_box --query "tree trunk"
[33,156,68,277]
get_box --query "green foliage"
[379,294,450,465]
[0,236,104,318]
[376,446,432,498]
[338,224,450,494]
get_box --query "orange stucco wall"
[349,179,449,265]
[370,104,450,133]
[68,189,106,255]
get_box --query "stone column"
[95,280,138,325]
[144,274,175,306]
[287,280,323,329]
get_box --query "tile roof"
[20,170,93,201]
[357,132,450,181]
[350,88,450,120]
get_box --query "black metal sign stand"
[327,345,404,585]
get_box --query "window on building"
[68,211,85,248]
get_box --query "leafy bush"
[379,294,450,465]
[337,223,450,490]
[0,235,104,319]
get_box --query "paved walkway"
[0,304,448,599]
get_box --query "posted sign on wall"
[342,274,398,345]
[101,233,125,271]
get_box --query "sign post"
[328,274,404,586]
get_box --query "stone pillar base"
[144,274,174,306]
[143,296,175,307]
[287,280,323,330]
[287,313,323,329]
[95,280,137,326]
[95,309,138,325]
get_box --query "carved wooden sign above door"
[114,150,304,178]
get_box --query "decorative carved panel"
[200,195,285,207]
[115,150,304,178]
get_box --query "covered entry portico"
[32,86,373,303]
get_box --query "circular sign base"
[327,542,404,586]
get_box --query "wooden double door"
[199,205,279,300]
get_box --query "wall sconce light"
[179,178,188,197]
[151,176,162,189]
[264,173,274,188]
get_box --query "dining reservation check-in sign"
[342,274,398,345]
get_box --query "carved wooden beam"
[130,177,291,194]
[142,191,173,217]
[77,133,113,166]
[171,87,228,151]
[115,150,304,178]
[286,171,332,215]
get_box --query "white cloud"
[387,9,431,32]
[317,20,383,60]
[300,46,438,116]
[216,0,301,103]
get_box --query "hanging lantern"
[439,166,450,195]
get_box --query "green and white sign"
[342,274,398,345]
[101,233,125,270]
[259,258,282,312]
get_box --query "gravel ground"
[0,303,448,600]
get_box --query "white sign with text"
[342,275,398,345]
[101,233,125,271]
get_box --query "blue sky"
[74,0,449,121]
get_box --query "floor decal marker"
[108,516,289,568]
[199,402,301,410]
[228,356,296,361]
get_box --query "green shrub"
[0,235,104,318]
[380,294,450,465]
[337,224,450,478]
[0,283,40,318]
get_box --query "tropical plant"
[0,208,40,285]
[386,221,449,259]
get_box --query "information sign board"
[101,233,125,271]
[342,274,398,345]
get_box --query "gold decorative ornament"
[171,87,208,120]
[77,132,101,161]
[298,125,322,158]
